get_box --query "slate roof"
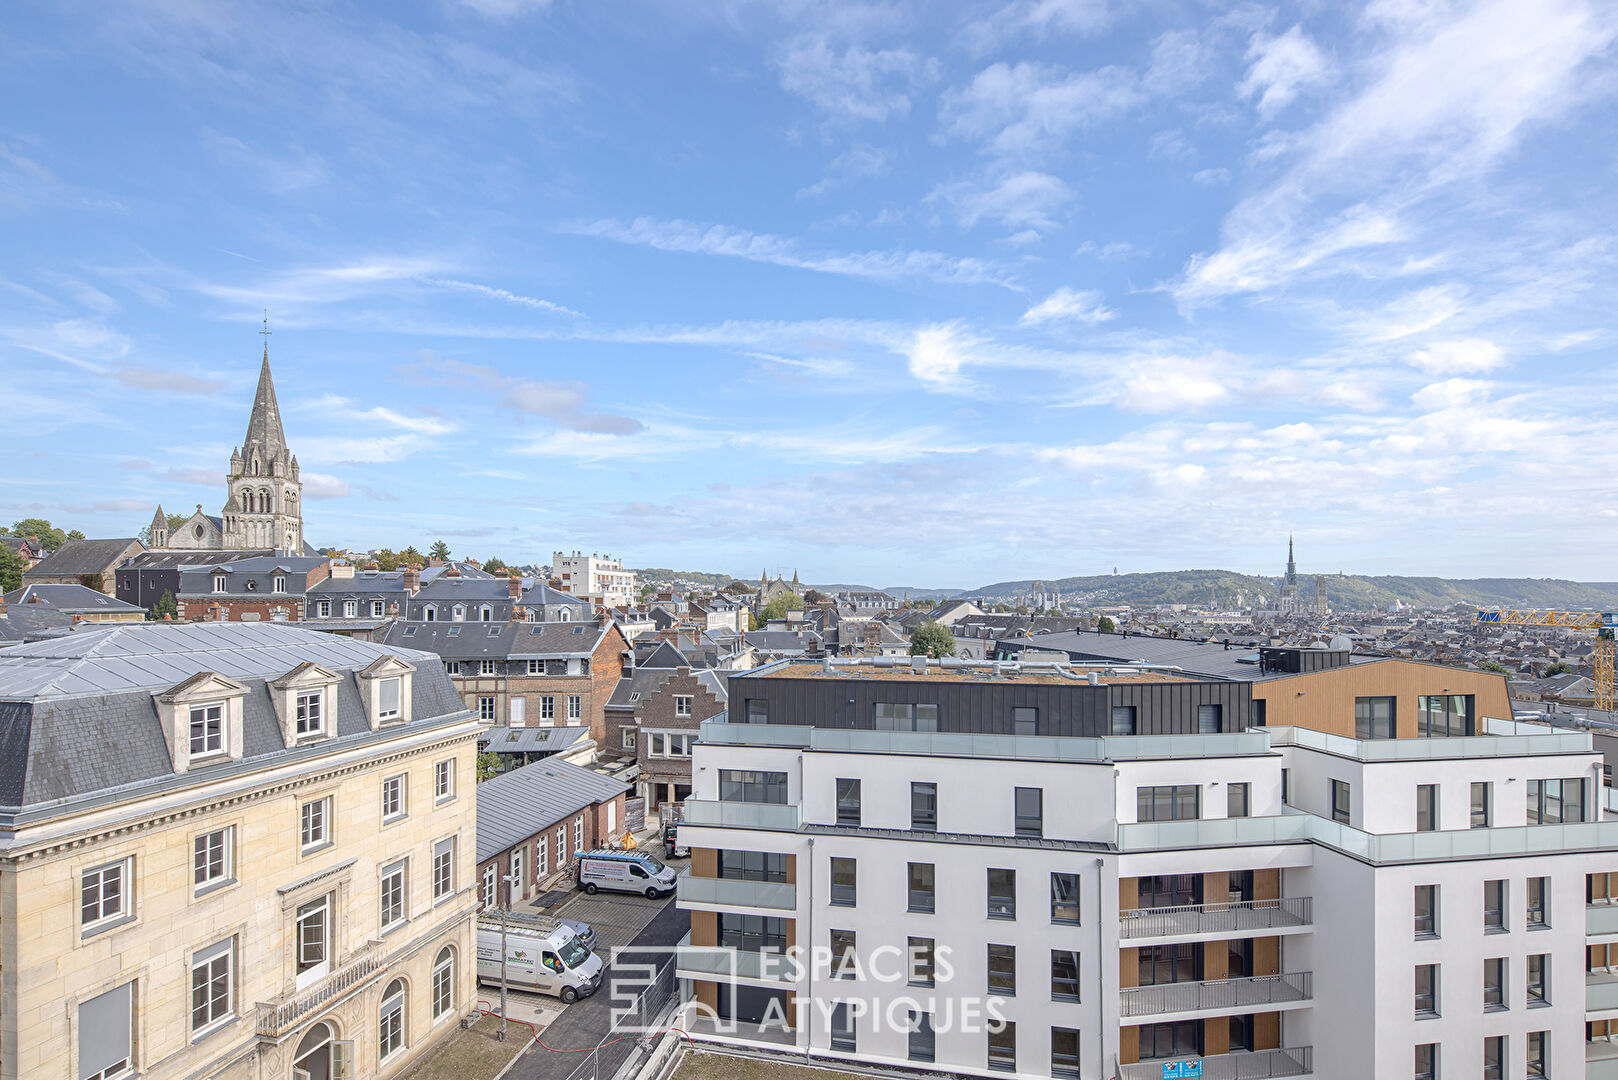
[521,582,591,610]
[745,630,822,654]
[414,577,510,602]
[478,724,591,756]
[26,538,142,576]
[124,549,280,569]
[0,606,79,645]
[0,622,468,811]
[3,584,145,615]
[607,668,672,709]
[379,619,605,660]
[639,641,689,669]
[187,555,327,574]
[993,629,1376,681]
[475,757,629,860]
[309,573,411,595]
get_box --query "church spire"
[241,345,288,462]
[1285,534,1297,586]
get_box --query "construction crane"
[1474,609,1618,711]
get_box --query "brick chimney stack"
[505,571,522,599]
[403,565,421,594]
[444,564,461,578]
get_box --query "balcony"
[677,872,796,911]
[1121,972,1313,1020]
[1591,903,1618,937]
[1588,1039,1618,1080]
[675,933,798,986]
[681,799,801,832]
[1118,1047,1313,1080]
[1121,898,1312,943]
[255,940,386,1039]
[1590,971,1618,1013]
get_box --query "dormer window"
[318,599,332,617]
[296,690,324,736]
[480,605,493,622]
[213,574,227,593]
[424,605,436,621]
[272,575,286,594]
[344,600,358,618]
[379,677,402,720]
[453,605,465,622]
[189,703,225,756]
[526,610,536,623]
[558,609,571,622]
[372,600,384,617]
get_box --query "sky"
[2,0,1616,588]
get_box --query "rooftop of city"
[745,657,1207,685]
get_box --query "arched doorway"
[292,1021,333,1080]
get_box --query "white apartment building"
[551,551,637,607]
[676,657,1618,1080]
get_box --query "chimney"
[506,572,522,599]
[0,593,7,617]
[444,564,461,578]
[403,565,421,594]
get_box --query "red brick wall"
[588,624,630,744]
[179,597,304,622]
[478,793,624,906]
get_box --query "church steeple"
[242,346,289,464]
[1285,534,1297,586]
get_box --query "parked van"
[576,849,678,898]
[476,918,603,1003]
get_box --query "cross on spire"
[260,310,272,341]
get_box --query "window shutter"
[78,982,132,1080]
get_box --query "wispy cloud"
[1238,25,1330,118]
[776,36,939,123]
[1020,287,1115,326]
[422,278,581,316]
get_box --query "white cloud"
[1020,287,1115,326]
[929,171,1073,231]
[798,145,892,198]
[568,217,1016,288]
[904,324,979,390]
[1238,25,1330,118]
[1192,168,1231,186]
[1114,357,1231,413]
[940,61,1143,160]
[777,36,938,123]
[458,0,551,15]
[965,0,1111,49]
[424,278,580,316]
[1407,339,1508,374]
[301,472,350,499]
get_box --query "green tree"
[1096,615,1117,634]
[476,752,504,781]
[10,518,68,549]
[67,529,85,541]
[909,621,956,658]
[1545,661,1573,676]
[0,544,23,593]
[428,540,452,561]
[747,610,760,631]
[1478,659,1509,674]
[759,592,802,623]
[803,588,826,603]
[151,590,178,621]
[401,545,424,562]
[484,556,508,573]
[722,580,755,595]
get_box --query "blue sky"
[2,0,1616,587]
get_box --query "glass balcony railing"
[676,871,796,910]
[1269,725,1592,760]
[1590,972,1618,1012]
[1117,1047,1313,1080]
[1589,903,1618,936]
[675,934,798,984]
[680,799,801,831]
[1120,897,1312,940]
[1121,972,1313,1019]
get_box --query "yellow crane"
[1474,609,1617,711]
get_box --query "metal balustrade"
[676,871,796,910]
[681,799,801,831]
[1117,1047,1313,1080]
[1120,897,1312,940]
[1121,971,1312,1019]
[255,940,385,1038]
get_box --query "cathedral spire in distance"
[241,344,289,463]
[1285,534,1297,586]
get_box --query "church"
[146,346,310,555]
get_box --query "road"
[504,894,689,1080]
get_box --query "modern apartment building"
[552,551,637,607]
[0,623,482,1080]
[676,655,1618,1080]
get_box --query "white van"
[575,850,678,898]
[476,919,603,1003]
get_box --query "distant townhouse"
[305,564,412,636]
[117,549,282,614]
[379,618,629,746]
[403,570,591,624]
[552,551,637,607]
[604,658,728,809]
[837,589,899,612]
[2,583,146,623]
[22,536,145,595]
[176,554,331,622]
[474,758,630,908]
[0,622,480,1080]
[0,535,47,570]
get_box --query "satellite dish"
[1329,634,1353,652]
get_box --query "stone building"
[474,758,630,908]
[175,555,332,623]
[22,536,146,596]
[0,622,481,1080]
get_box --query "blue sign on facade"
[1160,1062,1203,1079]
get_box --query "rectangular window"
[1012,706,1038,736]
[189,703,224,756]
[1484,879,1506,932]
[378,676,402,719]
[573,816,583,853]
[830,1002,856,1053]
[623,728,637,750]
[908,862,935,913]
[478,659,497,675]
[1483,956,1506,1010]
[526,659,542,675]
[1483,1036,1504,1080]
[746,699,768,723]
[295,691,323,735]
[372,599,384,617]
[1051,872,1080,924]
[1527,877,1548,927]
[382,774,407,821]
[1355,695,1396,739]
[536,836,548,878]
[190,938,234,1033]
[830,857,857,906]
[1227,782,1250,818]
[343,599,356,617]
[1136,785,1201,822]
[1139,943,1202,986]
[1414,963,1439,1017]
[446,661,461,675]
[1528,777,1585,824]
[1110,705,1137,735]
[567,695,581,720]
[716,850,788,882]
[1197,703,1222,733]
[1527,1030,1548,1078]
[1051,950,1080,1001]
[297,895,329,975]
[1471,781,1491,828]
[1281,767,1290,805]
[1051,1028,1081,1080]
[213,573,226,593]
[318,599,331,617]
[433,839,454,901]
[380,860,407,931]
[719,769,787,804]
[1417,693,1474,737]
[479,696,497,721]
[300,796,330,850]
[78,981,133,1080]
[435,759,455,801]
[835,778,861,825]
[193,827,232,891]
[541,695,555,720]
[1415,784,1438,832]
[675,695,692,716]
[987,943,1016,996]
[1414,1044,1437,1080]
[81,858,129,928]
[1414,884,1438,938]
[482,864,496,908]
[1014,787,1043,838]
[830,929,857,979]
[988,867,1016,920]
[908,936,935,987]
[381,981,405,1059]
[1527,953,1548,1005]
[988,1020,1016,1073]
[1331,779,1351,824]
[875,702,939,731]
[907,1011,934,1063]
[911,781,938,831]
